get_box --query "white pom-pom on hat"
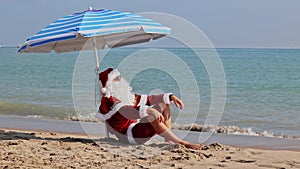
[100,87,107,94]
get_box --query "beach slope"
[1,129,300,169]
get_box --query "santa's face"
[107,76,134,104]
[112,75,121,82]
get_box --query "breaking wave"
[172,123,300,140]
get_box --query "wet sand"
[0,115,299,151]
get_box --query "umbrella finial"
[88,7,93,11]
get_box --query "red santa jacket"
[97,93,172,136]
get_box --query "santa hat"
[99,68,120,96]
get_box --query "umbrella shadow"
[0,129,193,149]
[0,129,123,146]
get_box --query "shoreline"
[0,115,299,151]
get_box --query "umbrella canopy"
[18,7,170,54]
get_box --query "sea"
[0,47,299,139]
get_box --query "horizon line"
[1,45,300,50]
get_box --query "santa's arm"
[135,93,172,106]
[117,93,184,120]
[148,93,173,105]
[118,105,150,120]
[135,93,184,110]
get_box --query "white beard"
[106,77,135,105]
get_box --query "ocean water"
[0,47,299,138]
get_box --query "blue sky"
[1,0,300,48]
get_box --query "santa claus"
[96,68,205,150]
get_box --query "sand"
[1,129,300,169]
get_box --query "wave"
[172,123,300,140]
[68,114,98,122]
[68,116,300,140]
[0,100,75,120]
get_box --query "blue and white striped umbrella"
[18,7,170,69]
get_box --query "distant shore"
[0,46,18,48]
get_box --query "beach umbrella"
[18,7,170,137]
[18,7,170,72]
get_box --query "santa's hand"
[171,95,184,110]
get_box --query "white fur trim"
[137,94,147,106]
[139,106,148,118]
[127,122,138,144]
[100,88,107,94]
[96,102,126,121]
[163,93,173,104]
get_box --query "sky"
[1,0,300,48]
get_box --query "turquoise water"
[0,47,299,137]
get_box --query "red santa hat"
[99,68,120,96]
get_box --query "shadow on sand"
[0,129,122,146]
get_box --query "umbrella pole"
[93,37,100,107]
[93,37,110,138]
[93,37,100,73]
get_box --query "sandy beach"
[1,128,299,169]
